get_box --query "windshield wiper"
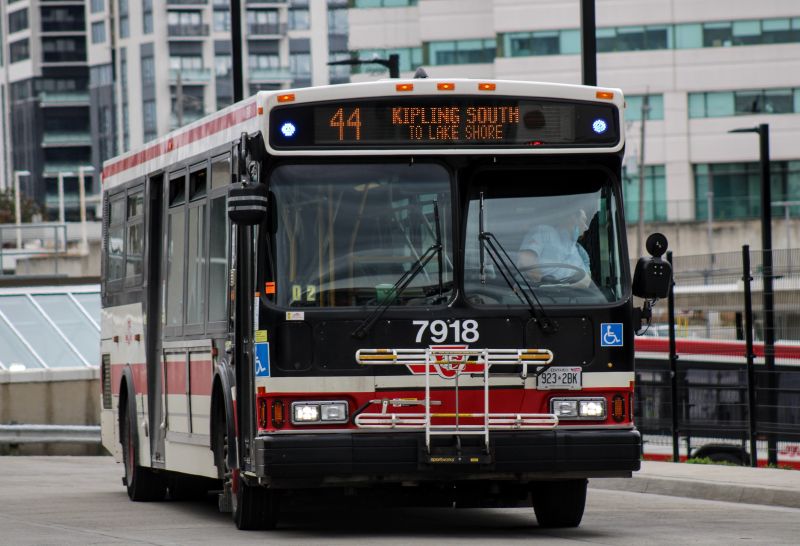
[352,201,445,339]
[478,192,558,334]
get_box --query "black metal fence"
[634,247,800,467]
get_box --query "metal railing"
[0,223,68,276]
[0,424,100,444]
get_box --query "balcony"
[248,67,292,83]
[168,23,210,38]
[168,0,208,4]
[42,131,92,147]
[169,68,213,84]
[39,91,90,106]
[247,22,286,36]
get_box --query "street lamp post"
[78,166,93,255]
[13,170,31,250]
[729,123,776,466]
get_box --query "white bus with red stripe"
[101,78,669,530]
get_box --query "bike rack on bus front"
[354,347,559,455]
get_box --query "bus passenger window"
[211,156,230,189]
[166,209,186,328]
[107,195,125,282]
[126,190,144,278]
[186,203,207,325]
[190,168,207,200]
[208,195,228,323]
[169,174,185,206]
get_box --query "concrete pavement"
[591,460,800,509]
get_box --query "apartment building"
[348,0,800,255]
[0,0,94,219]
[87,0,349,163]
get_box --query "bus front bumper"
[253,428,641,486]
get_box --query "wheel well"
[210,378,225,454]
[118,377,129,439]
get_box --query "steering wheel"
[518,263,587,286]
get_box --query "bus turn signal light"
[271,400,285,428]
[257,398,268,429]
[612,394,626,422]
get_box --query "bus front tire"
[531,479,587,528]
[120,396,166,502]
[233,476,278,530]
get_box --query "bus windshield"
[464,169,625,305]
[270,163,453,308]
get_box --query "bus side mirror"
[228,183,268,226]
[632,233,672,299]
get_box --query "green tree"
[0,188,42,224]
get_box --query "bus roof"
[102,79,624,191]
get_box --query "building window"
[694,161,800,220]
[689,88,798,118]
[215,55,232,77]
[91,0,104,14]
[91,21,106,44]
[425,38,496,65]
[246,10,279,34]
[290,53,311,78]
[353,0,418,7]
[626,94,664,121]
[119,0,129,38]
[9,39,29,63]
[622,165,667,223]
[327,8,346,34]
[213,10,230,32]
[329,52,350,83]
[290,8,310,31]
[141,56,155,84]
[248,53,279,70]
[501,29,580,57]
[596,25,670,52]
[8,9,29,34]
[143,0,153,34]
[42,37,86,63]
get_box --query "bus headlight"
[550,398,606,420]
[290,401,349,425]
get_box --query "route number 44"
[413,320,480,344]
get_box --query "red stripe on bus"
[190,359,214,396]
[110,363,148,395]
[102,101,258,182]
[635,337,800,360]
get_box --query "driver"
[517,208,592,287]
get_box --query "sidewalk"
[590,461,800,509]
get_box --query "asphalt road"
[1,456,798,545]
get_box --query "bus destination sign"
[268,97,619,150]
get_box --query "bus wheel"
[121,398,166,502]
[233,475,278,530]
[531,479,587,528]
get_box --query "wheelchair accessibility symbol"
[254,342,270,377]
[601,323,623,347]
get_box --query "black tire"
[121,395,166,502]
[531,479,587,528]
[233,476,278,530]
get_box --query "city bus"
[100,78,670,530]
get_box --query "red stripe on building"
[102,101,258,182]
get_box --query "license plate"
[537,367,582,390]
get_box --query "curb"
[590,476,800,510]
